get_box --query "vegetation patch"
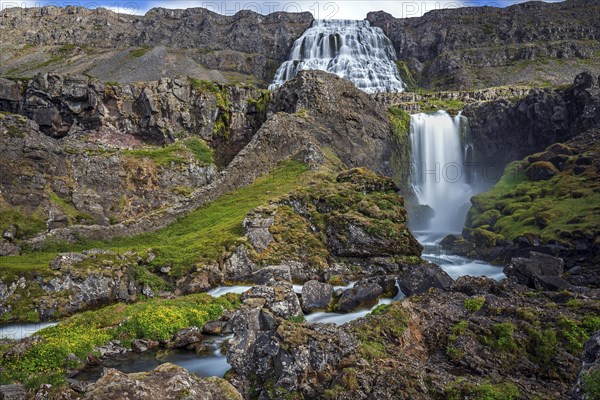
[0,207,46,241]
[445,379,520,400]
[464,296,486,312]
[0,293,240,388]
[417,98,465,116]
[129,46,151,58]
[395,61,419,91]
[123,138,213,167]
[353,303,409,359]
[1,160,309,278]
[465,139,600,248]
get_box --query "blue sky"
[1,0,565,19]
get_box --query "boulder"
[338,282,383,312]
[170,327,204,352]
[301,280,333,313]
[85,363,242,400]
[0,240,19,257]
[202,321,227,335]
[241,283,302,319]
[397,262,454,296]
[242,210,275,253]
[251,265,292,285]
[130,339,159,353]
[504,251,565,288]
[526,161,559,181]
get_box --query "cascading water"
[410,111,473,235]
[269,19,404,93]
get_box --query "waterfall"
[269,19,404,93]
[410,111,473,234]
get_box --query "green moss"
[417,98,465,116]
[353,303,409,359]
[445,380,520,400]
[464,296,486,312]
[0,293,240,388]
[0,207,46,240]
[129,46,151,58]
[395,61,418,91]
[466,148,600,246]
[123,138,213,167]
[491,322,518,352]
[583,368,600,400]
[47,191,95,225]
[388,107,412,191]
[526,328,557,365]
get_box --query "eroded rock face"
[85,363,242,400]
[0,7,313,85]
[367,2,600,90]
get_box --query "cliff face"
[0,6,313,85]
[368,0,600,89]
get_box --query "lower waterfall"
[410,111,473,234]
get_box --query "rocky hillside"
[0,6,313,86]
[368,0,600,89]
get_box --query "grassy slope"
[467,145,600,246]
[0,160,309,280]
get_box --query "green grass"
[47,191,95,225]
[0,292,240,388]
[584,368,600,400]
[445,380,520,400]
[417,98,465,116]
[0,160,309,278]
[123,138,213,167]
[0,207,46,241]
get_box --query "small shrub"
[464,297,486,312]
[491,322,518,352]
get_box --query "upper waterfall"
[269,19,405,93]
[410,111,473,234]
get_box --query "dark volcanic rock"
[368,2,600,90]
[337,282,383,313]
[301,280,333,313]
[398,262,454,296]
[504,251,565,288]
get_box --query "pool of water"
[75,335,231,381]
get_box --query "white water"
[409,111,506,280]
[0,322,58,340]
[269,19,404,93]
[410,111,474,233]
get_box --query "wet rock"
[0,384,27,400]
[241,283,302,319]
[504,251,565,288]
[572,330,600,399]
[130,339,159,353]
[301,280,333,313]
[86,363,242,400]
[203,321,227,335]
[170,327,204,352]
[251,265,292,285]
[397,262,454,296]
[338,282,383,312]
[95,341,128,358]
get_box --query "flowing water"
[409,111,505,280]
[0,322,58,340]
[75,335,231,382]
[269,19,404,93]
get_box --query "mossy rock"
[336,168,399,193]
[525,161,559,181]
[471,228,501,247]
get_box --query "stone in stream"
[337,282,383,313]
[397,262,454,296]
[301,280,333,313]
[169,327,205,352]
[240,283,302,319]
[251,265,292,285]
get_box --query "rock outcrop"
[85,363,242,400]
[368,0,600,90]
